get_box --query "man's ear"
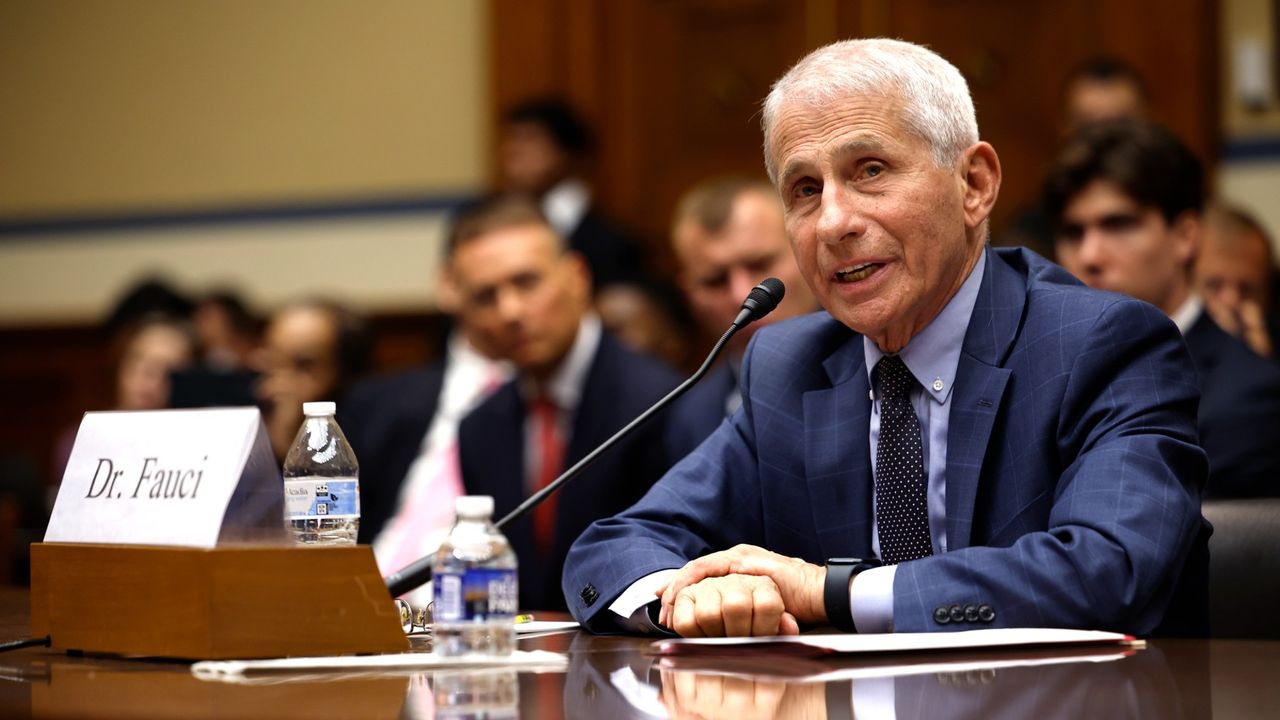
[960,142,1001,229]
[563,250,594,305]
[1170,211,1202,269]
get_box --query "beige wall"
[0,0,488,324]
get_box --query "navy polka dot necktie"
[874,355,933,565]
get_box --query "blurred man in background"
[448,195,680,611]
[499,98,645,290]
[342,259,510,605]
[1046,119,1280,498]
[1195,204,1278,359]
[664,177,817,460]
[255,299,370,461]
[1062,56,1149,132]
[594,280,692,370]
[1001,56,1150,257]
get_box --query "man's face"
[1054,179,1196,315]
[1064,78,1145,133]
[768,95,989,350]
[449,223,589,378]
[674,190,815,345]
[1196,226,1272,319]
[499,122,571,196]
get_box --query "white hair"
[762,38,980,182]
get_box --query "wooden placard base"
[29,542,409,659]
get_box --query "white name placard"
[45,408,288,548]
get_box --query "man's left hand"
[657,544,826,632]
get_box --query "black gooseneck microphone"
[383,277,786,598]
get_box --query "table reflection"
[564,632,1210,720]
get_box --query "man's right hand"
[659,573,800,637]
[1208,298,1273,357]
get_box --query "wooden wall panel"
[490,0,1220,258]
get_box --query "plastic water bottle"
[282,401,360,545]
[432,496,518,657]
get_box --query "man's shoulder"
[345,362,447,406]
[751,311,856,356]
[1003,247,1171,334]
[592,331,684,391]
[1187,311,1280,392]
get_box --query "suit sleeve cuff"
[607,569,680,634]
[850,564,896,633]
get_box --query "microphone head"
[736,277,786,327]
[752,277,785,311]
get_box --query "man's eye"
[864,163,884,178]
[1056,226,1084,243]
[1099,214,1141,232]
[793,182,819,199]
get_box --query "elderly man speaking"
[563,39,1208,638]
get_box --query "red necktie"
[530,395,563,556]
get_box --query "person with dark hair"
[664,176,818,461]
[446,194,681,611]
[1062,55,1149,133]
[255,299,371,462]
[1196,203,1280,359]
[1045,119,1280,498]
[52,313,199,491]
[193,289,259,371]
[1000,55,1150,258]
[499,97,645,289]
[594,279,692,369]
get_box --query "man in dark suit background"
[499,98,645,290]
[563,39,1207,638]
[448,196,682,611]
[665,177,818,461]
[1046,119,1280,498]
[340,259,509,607]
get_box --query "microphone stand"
[383,279,784,598]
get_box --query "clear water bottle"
[432,496,518,657]
[282,401,360,545]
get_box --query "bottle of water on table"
[282,401,360,545]
[432,495,518,657]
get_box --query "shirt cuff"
[850,564,896,633]
[608,568,680,634]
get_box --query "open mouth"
[834,262,883,283]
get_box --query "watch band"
[824,557,881,632]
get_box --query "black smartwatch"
[824,557,881,632]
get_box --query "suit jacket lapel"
[472,383,528,531]
[946,249,1021,549]
[804,336,875,559]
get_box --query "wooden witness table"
[1,586,1276,719]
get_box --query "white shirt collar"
[1169,294,1203,335]
[525,313,602,412]
[863,251,986,404]
[542,178,591,238]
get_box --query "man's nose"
[495,286,524,322]
[814,185,866,245]
[728,269,758,304]
[1077,228,1109,273]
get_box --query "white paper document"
[651,627,1138,657]
[193,649,567,678]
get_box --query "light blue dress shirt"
[851,252,986,632]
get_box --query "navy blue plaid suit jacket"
[563,247,1209,635]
